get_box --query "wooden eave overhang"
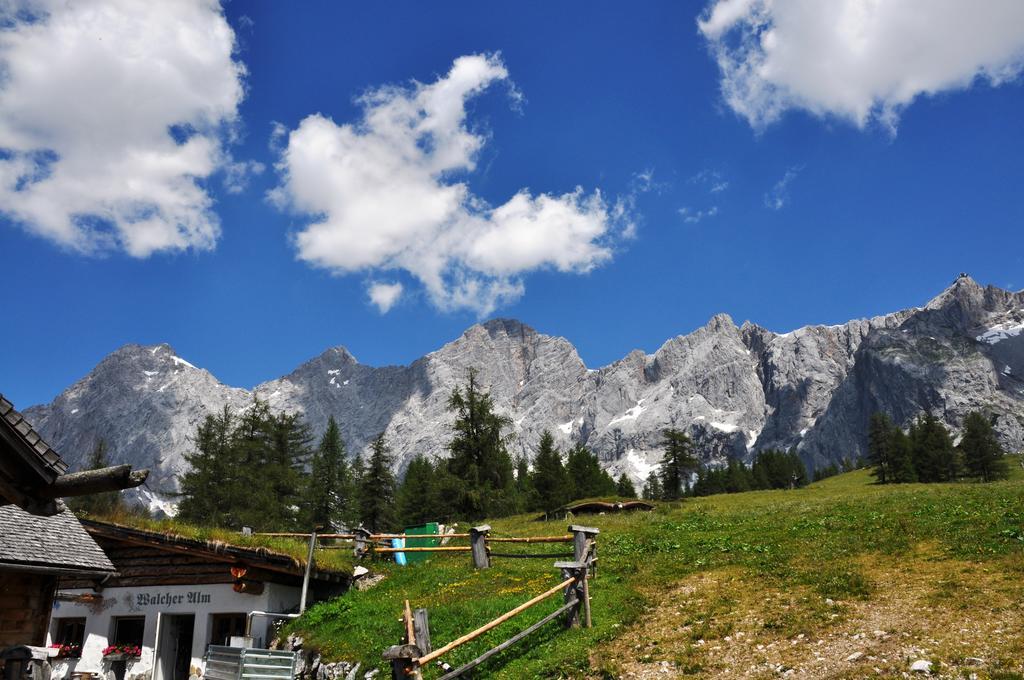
[81,519,348,584]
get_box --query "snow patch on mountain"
[626,448,660,478]
[976,321,1024,344]
[608,399,645,427]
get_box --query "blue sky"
[2,1,1023,407]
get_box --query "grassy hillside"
[287,461,1024,678]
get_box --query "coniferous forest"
[174,370,1015,532]
[866,410,1010,485]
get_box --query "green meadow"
[288,460,1024,678]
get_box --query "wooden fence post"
[353,527,371,559]
[382,644,421,680]
[553,561,586,629]
[569,524,599,562]
[470,524,491,569]
[413,608,432,656]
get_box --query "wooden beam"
[373,547,471,553]
[40,465,149,498]
[487,536,572,543]
[404,600,415,646]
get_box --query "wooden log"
[415,575,577,667]
[413,609,431,655]
[485,552,573,559]
[373,546,471,553]
[370,533,471,540]
[581,574,592,628]
[486,536,572,543]
[469,525,490,569]
[404,600,415,645]
[436,598,578,680]
[42,465,149,498]
[254,533,355,539]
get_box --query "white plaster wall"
[47,583,303,680]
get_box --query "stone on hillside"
[910,659,932,673]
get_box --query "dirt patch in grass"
[590,549,1024,679]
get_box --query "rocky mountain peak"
[479,317,535,339]
[924,273,983,310]
[21,278,1024,512]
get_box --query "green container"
[403,522,440,564]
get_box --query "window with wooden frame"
[52,618,86,657]
[111,616,146,648]
[208,614,247,646]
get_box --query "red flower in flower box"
[50,643,82,658]
[102,644,141,658]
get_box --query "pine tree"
[641,471,663,500]
[911,413,959,482]
[513,454,535,513]
[178,400,315,530]
[350,451,365,490]
[751,455,771,489]
[264,410,313,529]
[445,369,516,519]
[531,431,568,512]
[888,428,917,483]
[178,406,237,526]
[305,416,353,530]
[68,438,124,516]
[615,473,637,498]
[960,411,1009,482]
[565,443,616,500]
[658,428,698,500]
[396,454,438,527]
[358,433,397,532]
[725,458,753,493]
[867,412,895,484]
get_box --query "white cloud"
[271,53,631,315]
[679,205,719,224]
[0,0,246,256]
[367,281,404,313]
[631,168,669,195]
[690,169,729,193]
[224,160,265,195]
[698,0,1024,132]
[764,166,800,210]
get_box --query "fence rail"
[254,526,591,570]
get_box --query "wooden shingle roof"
[0,393,68,476]
[0,504,115,575]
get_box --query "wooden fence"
[382,526,599,679]
[255,525,599,570]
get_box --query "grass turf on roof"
[78,508,353,575]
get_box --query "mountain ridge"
[23,276,1024,512]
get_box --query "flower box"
[50,643,82,659]
[102,644,141,660]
